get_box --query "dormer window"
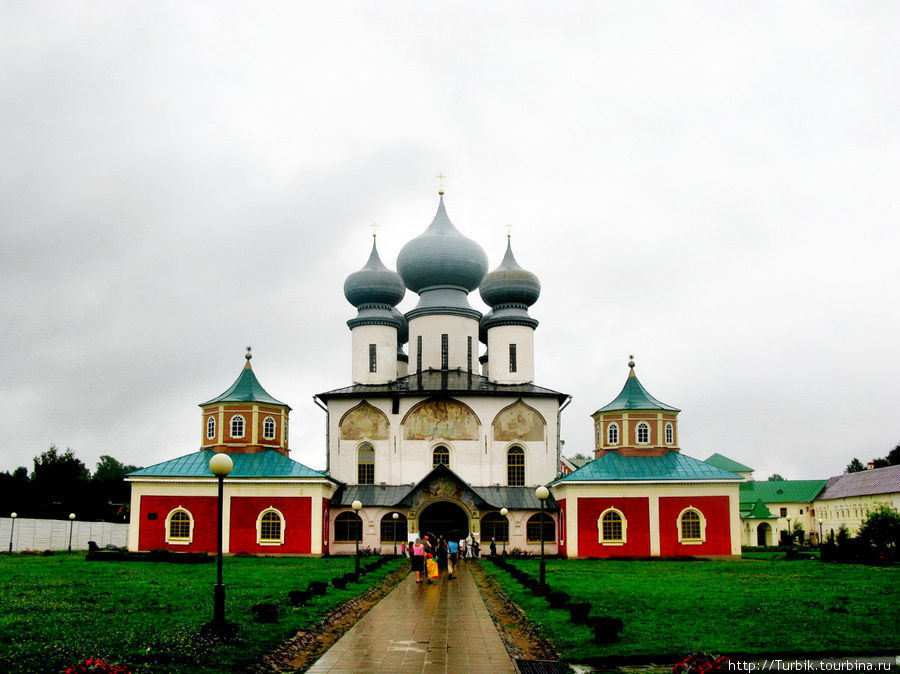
[230,415,245,439]
[636,422,650,444]
[206,416,216,440]
[607,422,619,445]
[263,416,276,440]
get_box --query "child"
[425,553,439,585]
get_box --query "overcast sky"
[2,2,898,485]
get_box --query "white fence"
[0,516,129,552]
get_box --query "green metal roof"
[201,362,288,408]
[705,453,754,473]
[739,479,827,504]
[553,450,741,483]
[128,449,330,480]
[593,368,679,414]
[741,499,775,519]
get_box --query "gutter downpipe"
[313,395,329,475]
[557,395,572,479]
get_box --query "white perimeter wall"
[0,516,128,552]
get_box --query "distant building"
[815,465,900,539]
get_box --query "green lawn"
[0,554,406,674]
[483,558,899,666]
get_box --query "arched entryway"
[418,501,469,542]
[756,522,771,546]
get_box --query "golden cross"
[505,223,513,239]
[371,222,378,238]
[436,173,446,194]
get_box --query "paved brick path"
[307,559,517,673]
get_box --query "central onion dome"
[344,239,406,308]
[397,196,488,294]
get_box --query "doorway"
[418,501,469,542]
[756,522,771,546]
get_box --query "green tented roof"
[593,369,679,414]
[741,499,775,519]
[705,453,754,473]
[553,451,741,483]
[739,479,827,504]
[127,450,330,480]
[201,363,288,407]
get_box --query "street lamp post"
[500,508,509,556]
[392,512,399,556]
[8,512,17,554]
[67,513,76,554]
[535,486,549,585]
[209,453,233,630]
[352,500,362,574]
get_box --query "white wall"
[0,516,128,552]
[351,324,398,384]
[486,324,535,384]
[407,314,480,373]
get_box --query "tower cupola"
[344,237,405,384]
[591,358,681,458]
[199,349,291,456]
[478,236,540,384]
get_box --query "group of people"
[402,533,484,584]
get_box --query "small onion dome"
[391,306,409,345]
[397,196,488,294]
[343,239,406,308]
[479,239,540,308]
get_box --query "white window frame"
[256,507,285,546]
[598,507,627,546]
[263,416,276,440]
[230,414,245,439]
[676,507,707,545]
[206,416,216,440]
[165,507,194,545]
[665,422,674,444]
[636,422,650,445]
[607,422,619,446]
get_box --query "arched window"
[636,422,650,444]
[257,509,284,545]
[433,445,450,468]
[598,508,626,545]
[206,416,216,440]
[677,508,706,544]
[166,509,193,544]
[665,423,674,444]
[607,422,619,445]
[358,444,375,484]
[334,511,362,543]
[379,513,408,543]
[230,415,245,438]
[263,416,276,440]
[481,511,509,543]
[526,513,555,543]
[507,446,525,486]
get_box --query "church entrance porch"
[417,501,468,542]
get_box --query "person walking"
[437,535,448,573]
[447,538,458,579]
[411,538,425,583]
[459,536,468,561]
[489,537,497,558]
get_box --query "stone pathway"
[307,560,517,673]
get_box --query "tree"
[31,445,90,518]
[856,505,900,557]
[845,458,866,473]
[91,455,141,521]
[767,474,785,481]
[872,444,900,469]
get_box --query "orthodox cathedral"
[127,192,743,558]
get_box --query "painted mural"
[339,403,389,440]
[493,401,545,442]
[403,400,479,441]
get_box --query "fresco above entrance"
[403,399,479,441]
